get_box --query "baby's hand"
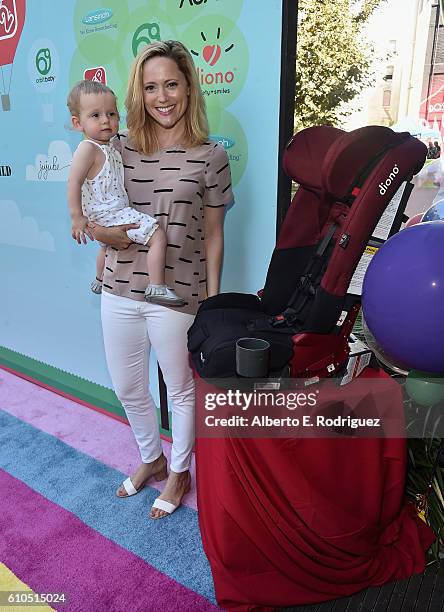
[71,215,93,244]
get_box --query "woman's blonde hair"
[126,40,209,155]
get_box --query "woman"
[91,40,233,518]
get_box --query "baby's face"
[76,91,119,144]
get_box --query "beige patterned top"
[102,131,233,315]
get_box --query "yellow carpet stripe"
[0,563,53,611]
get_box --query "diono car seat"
[188,125,427,380]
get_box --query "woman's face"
[142,56,190,135]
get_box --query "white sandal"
[150,497,178,517]
[150,474,191,519]
[119,477,138,497]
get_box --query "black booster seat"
[188,125,427,380]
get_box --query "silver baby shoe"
[144,284,186,307]
[90,278,103,294]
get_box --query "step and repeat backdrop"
[0,0,286,409]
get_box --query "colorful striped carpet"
[0,368,219,611]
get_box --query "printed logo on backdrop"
[191,28,236,98]
[80,8,117,36]
[210,135,235,149]
[181,15,249,184]
[132,22,161,57]
[84,66,107,84]
[0,164,12,176]
[28,38,59,121]
[26,141,72,182]
[182,16,248,106]
[179,0,211,7]
[0,0,18,39]
[35,48,51,77]
[28,39,59,89]
[167,0,243,26]
[0,0,26,111]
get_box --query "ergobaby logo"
[379,164,399,195]
[82,9,113,26]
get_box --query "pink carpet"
[0,368,197,509]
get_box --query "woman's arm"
[204,206,225,297]
[88,222,138,250]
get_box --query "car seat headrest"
[321,125,409,200]
[283,126,344,191]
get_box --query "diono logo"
[379,164,399,195]
[191,29,235,86]
[429,102,444,113]
[82,8,113,26]
[36,48,51,76]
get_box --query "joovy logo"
[84,66,107,84]
[0,0,17,39]
[82,8,113,26]
[379,164,399,195]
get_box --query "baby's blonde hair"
[67,80,117,116]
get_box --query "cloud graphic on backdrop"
[26,140,72,182]
[0,200,55,251]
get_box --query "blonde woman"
[90,40,233,518]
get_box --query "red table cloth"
[195,369,434,611]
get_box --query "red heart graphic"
[202,44,221,66]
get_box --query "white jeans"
[101,291,195,473]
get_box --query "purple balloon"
[362,222,444,373]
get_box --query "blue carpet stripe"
[0,410,215,603]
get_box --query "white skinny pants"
[101,291,195,473]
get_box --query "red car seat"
[188,125,427,380]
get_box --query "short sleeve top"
[102,131,234,315]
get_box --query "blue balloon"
[422,199,444,222]
[362,222,444,373]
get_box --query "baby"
[66,80,184,306]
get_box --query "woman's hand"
[88,222,138,249]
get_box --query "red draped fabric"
[195,369,434,611]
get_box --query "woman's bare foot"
[149,470,191,518]
[116,454,167,497]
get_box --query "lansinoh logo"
[82,9,113,26]
[379,164,399,195]
[210,135,235,149]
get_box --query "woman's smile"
[142,56,190,138]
